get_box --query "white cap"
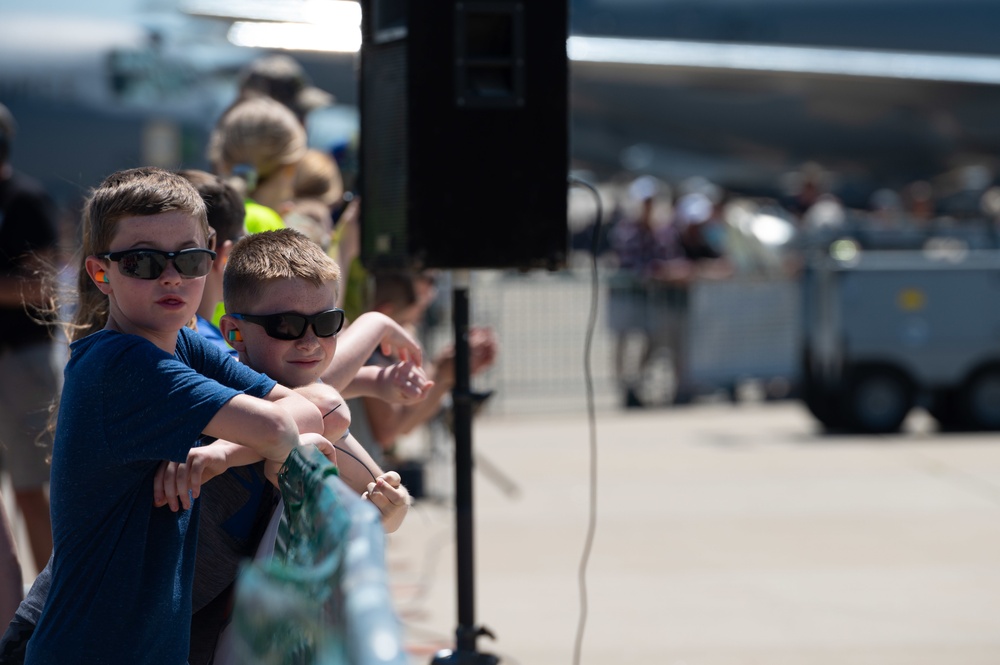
[675,192,713,227]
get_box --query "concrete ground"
[386,401,1000,665]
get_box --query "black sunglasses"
[98,248,217,280]
[230,308,346,341]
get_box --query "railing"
[224,447,408,665]
[421,269,800,413]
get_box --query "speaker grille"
[361,41,411,266]
[360,0,568,271]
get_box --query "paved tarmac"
[386,400,1000,665]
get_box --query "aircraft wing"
[566,35,1000,200]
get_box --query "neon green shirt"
[244,199,285,234]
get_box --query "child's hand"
[379,360,434,404]
[153,445,230,512]
[375,316,424,366]
[263,432,339,488]
[468,326,499,375]
[363,471,410,533]
[298,431,338,467]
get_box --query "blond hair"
[292,148,343,205]
[207,96,307,198]
[224,229,340,313]
[284,199,333,250]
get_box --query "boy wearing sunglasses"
[17,168,337,664]
[215,229,409,516]
[163,229,412,663]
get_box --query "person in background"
[0,102,57,574]
[204,95,308,329]
[284,148,343,252]
[208,96,307,234]
[347,269,497,466]
[607,175,679,408]
[235,54,335,127]
[285,148,362,315]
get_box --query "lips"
[156,295,187,308]
[289,358,322,365]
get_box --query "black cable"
[332,439,379,484]
[322,404,380,484]
[568,174,603,665]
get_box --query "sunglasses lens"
[174,251,213,278]
[113,249,213,279]
[241,309,345,341]
[314,310,345,337]
[269,314,307,341]
[118,252,164,279]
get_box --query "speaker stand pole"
[432,270,499,665]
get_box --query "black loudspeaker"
[359,0,569,270]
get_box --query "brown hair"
[42,167,208,444]
[372,270,418,312]
[223,228,340,313]
[176,169,246,244]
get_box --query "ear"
[84,256,113,294]
[219,315,245,351]
[214,239,235,274]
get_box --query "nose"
[295,325,321,349]
[159,259,183,284]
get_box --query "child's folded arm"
[201,393,300,463]
[292,382,351,436]
[153,438,261,512]
[262,383,326,435]
[320,311,424,391]
[155,432,341,510]
[340,362,433,403]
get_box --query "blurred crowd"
[573,160,1000,278]
[571,160,1000,409]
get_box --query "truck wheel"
[958,367,1000,430]
[845,368,913,433]
[802,381,846,430]
[800,346,847,430]
[927,389,964,431]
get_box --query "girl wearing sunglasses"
[25,167,335,664]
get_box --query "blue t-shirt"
[25,327,276,665]
[196,314,237,358]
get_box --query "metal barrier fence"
[421,269,801,415]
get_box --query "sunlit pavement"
[387,400,1000,665]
